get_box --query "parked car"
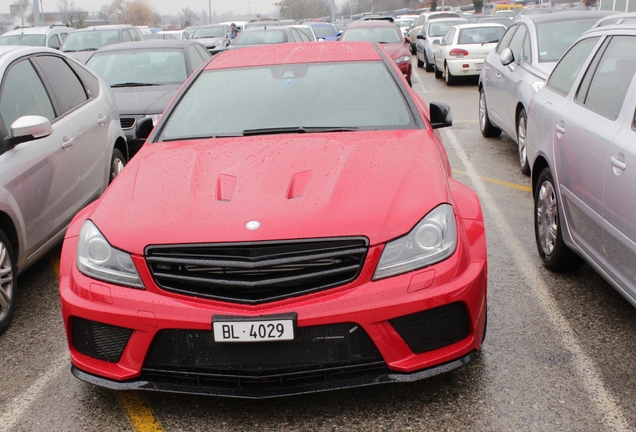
[526,22,636,308]
[191,24,232,54]
[591,11,636,28]
[339,20,413,86]
[158,30,191,40]
[0,24,73,49]
[467,16,513,28]
[143,33,177,41]
[416,17,469,72]
[408,11,462,54]
[59,41,487,399]
[86,40,210,157]
[227,26,310,50]
[395,17,418,37]
[477,11,614,175]
[61,25,144,63]
[307,22,339,41]
[244,19,281,29]
[287,24,318,41]
[0,46,128,335]
[433,23,506,85]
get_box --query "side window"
[547,37,600,96]
[60,32,69,42]
[122,30,132,42]
[195,43,210,60]
[49,34,61,49]
[188,45,205,71]
[33,55,88,115]
[521,32,531,62]
[441,28,455,45]
[496,24,517,53]
[132,29,143,41]
[0,59,55,129]
[578,36,636,120]
[295,28,310,42]
[508,25,527,63]
[68,61,100,99]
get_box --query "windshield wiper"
[242,126,359,136]
[111,82,160,88]
[482,40,500,45]
[77,48,98,51]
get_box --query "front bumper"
[60,215,486,397]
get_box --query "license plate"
[213,314,296,342]
[475,63,483,70]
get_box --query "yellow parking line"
[52,255,60,280]
[453,169,532,193]
[115,391,166,432]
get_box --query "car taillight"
[449,49,469,57]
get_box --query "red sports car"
[60,42,487,398]
[339,20,413,86]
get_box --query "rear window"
[0,34,46,46]
[341,27,402,43]
[87,49,187,85]
[62,30,119,51]
[458,26,505,44]
[193,27,226,38]
[159,61,416,141]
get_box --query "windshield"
[87,49,187,85]
[232,29,288,45]
[395,19,413,28]
[342,27,402,43]
[62,30,119,51]
[311,25,336,37]
[193,26,226,38]
[537,19,599,62]
[0,34,46,46]
[159,61,415,141]
[458,26,505,44]
[428,20,465,37]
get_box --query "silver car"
[0,46,128,334]
[478,11,615,175]
[416,17,468,73]
[527,22,636,308]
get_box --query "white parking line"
[443,128,631,431]
[0,353,68,432]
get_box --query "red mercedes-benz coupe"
[60,42,487,398]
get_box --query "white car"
[433,23,506,85]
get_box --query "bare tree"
[276,0,332,20]
[178,7,198,27]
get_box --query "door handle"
[61,136,75,150]
[610,155,626,171]
[555,122,565,135]
[98,115,107,127]
[495,73,501,78]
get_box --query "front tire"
[479,88,502,138]
[517,109,530,175]
[410,43,416,55]
[417,56,424,68]
[534,168,584,271]
[0,229,17,335]
[434,63,443,79]
[110,148,126,184]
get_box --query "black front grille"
[145,238,368,304]
[72,317,133,363]
[389,303,470,354]
[143,323,382,374]
[120,118,136,129]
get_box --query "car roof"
[452,23,507,29]
[72,25,137,32]
[581,20,636,37]
[346,20,400,28]
[208,42,382,70]
[517,10,616,24]
[2,25,71,35]
[92,40,200,52]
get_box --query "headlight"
[76,220,144,289]
[373,204,457,280]
[395,55,411,64]
[144,114,162,126]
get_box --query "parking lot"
[0,57,635,431]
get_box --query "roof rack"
[49,23,71,28]
[14,25,33,29]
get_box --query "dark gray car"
[478,11,615,175]
[86,40,211,156]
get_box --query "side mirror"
[500,47,514,66]
[4,115,53,150]
[404,36,411,44]
[429,102,453,129]
[417,34,425,39]
[336,31,342,37]
[135,117,154,141]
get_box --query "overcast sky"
[1,1,347,17]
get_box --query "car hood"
[379,42,410,59]
[194,36,225,45]
[112,85,182,116]
[90,130,452,254]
